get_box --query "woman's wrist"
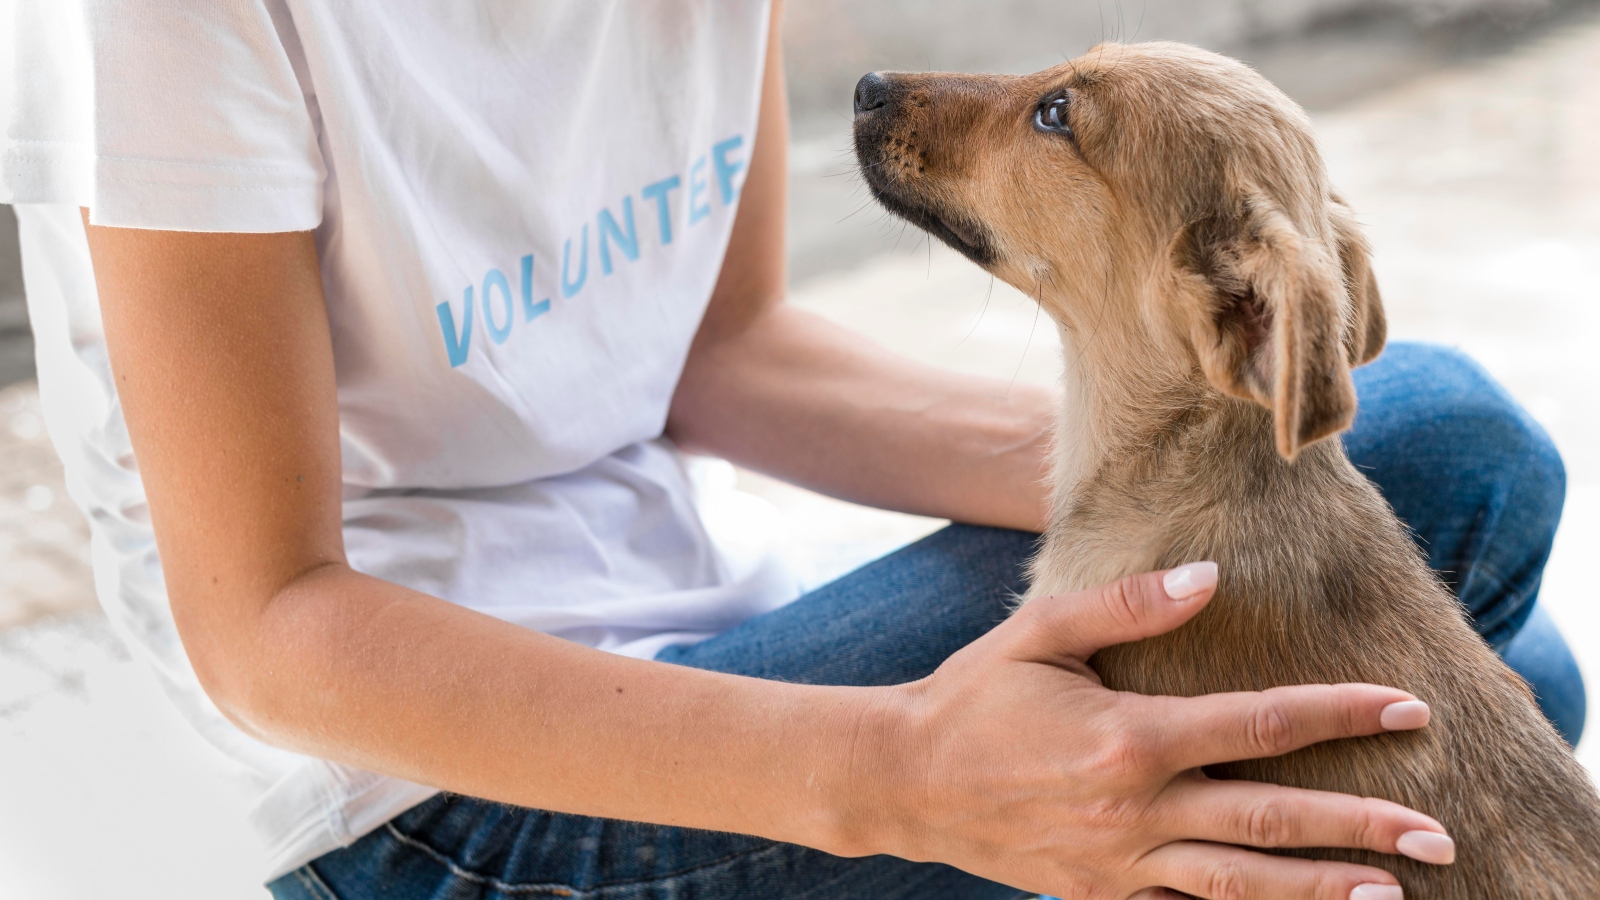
[804,681,931,862]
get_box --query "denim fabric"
[270,342,1579,900]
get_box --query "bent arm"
[83,216,883,852]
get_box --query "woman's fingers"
[1139,841,1403,900]
[1159,774,1453,862]
[913,563,1448,897]
[1015,563,1219,662]
[1148,684,1430,772]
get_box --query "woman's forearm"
[229,562,891,856]
[669,304,1055,532]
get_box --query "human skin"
[78,6,1451,899]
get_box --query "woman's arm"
[83,217,877,847]
[667,20,1053,533]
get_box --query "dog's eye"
[1035,94,1074,138]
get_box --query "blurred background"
[4,1,1600,896]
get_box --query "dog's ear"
[1329,195,1386,367]
[1171,193,1358,460]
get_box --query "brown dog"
[853,42,1600,898]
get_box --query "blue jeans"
[269,343,1581,900]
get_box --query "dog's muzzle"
[851,72,997,267]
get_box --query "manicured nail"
[1162,562,1218,600]
[1396,830,1455,865]
[1350,885,1403,900]
[1380,700,1431,731]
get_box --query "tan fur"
[854,42,1600,897]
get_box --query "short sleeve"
[1,0,324,232]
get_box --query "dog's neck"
[1045,285,1208,501]
[1033,293,1350,596]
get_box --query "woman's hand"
[852,564,1447,900]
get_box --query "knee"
[1439,352,1565,538]
[1359,342,1565,529]
[1504,421,1566,544]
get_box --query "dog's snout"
[853,72,890,114]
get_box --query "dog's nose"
[853,72,890,114]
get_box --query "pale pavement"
[4,12,1600,898]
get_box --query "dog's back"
[1071,399,1600,898]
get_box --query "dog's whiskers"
[956,275,997,350]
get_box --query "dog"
[852,41,1600,898]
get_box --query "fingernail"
[1380,700,1431,731]
[1162,562,1218,600]
[1396,830,1455,865]
[1350,885,1402,900]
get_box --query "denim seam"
[1464,456,1550,648]
[383,821,788,894]
[294,865,341,900]
[382,823,575,895]
[1469,563,1518,628]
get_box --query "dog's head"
[853,42,1385,460]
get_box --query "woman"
[3,2,1580,898]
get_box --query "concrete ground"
[4,6,1600,898]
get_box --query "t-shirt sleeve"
[1,0,324,232]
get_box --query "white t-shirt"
[1,0,796,880]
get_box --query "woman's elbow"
[169,562,349,747]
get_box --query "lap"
[272,797,1023,900]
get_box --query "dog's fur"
[854,42,1600,897]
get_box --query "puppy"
[853,42,1600,898]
